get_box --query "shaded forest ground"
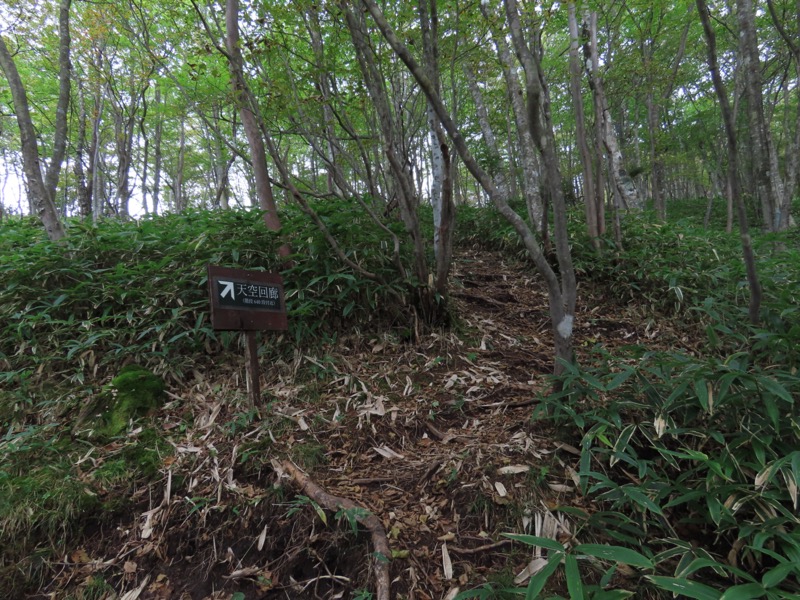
[2,203,799,599]
[30,246,676,600]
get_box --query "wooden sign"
[207,265,288,331]
[207,264,288,408]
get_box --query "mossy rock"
[97,365,165,437]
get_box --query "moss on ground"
[98,365,165,437]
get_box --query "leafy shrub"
[456,201,800,596]
[0,203,412,386]
[520,345,800,597]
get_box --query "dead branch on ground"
[278,460,391,600]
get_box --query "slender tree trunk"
[697,0,762,324]
[74,80,92,219]
[418,0,455,300]
[766,0,800,230]
[225,0,282,233]
[361,0,577,374]
[585,13,641,213]
[45,0,73,205]
[646,91,664,218]
[568,2,599,249]
[152,87,162,215]
[91,97,103,220]
[307,6,340,196]
[342,3,430,292]
[505,0,577,366]
[139,93,150,215]
[485,10,544,233]
[174,114,186,213]
[588,27,610,243]
[737,0,783,231]
[0,1,71,240]
[114,109,134,217]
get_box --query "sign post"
[207,265,288,408]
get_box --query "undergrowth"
[0,202,411,388]
[0,202,412,596]
[2,198,798,598]
[458,200,800,597]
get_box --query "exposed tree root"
[279,460,391,600]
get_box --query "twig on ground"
[447,539,513,555]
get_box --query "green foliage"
[0,203,413,386]
[0,430,100,558]
[455,202,530,258]
[523,341,800,597]
[0,423,172,578]
[283,199,410,342]
[570,215,745,317]
[464,335,799,597]
[458,202,800,597]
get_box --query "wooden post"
[245,330,260,408]
[207,266,286,409]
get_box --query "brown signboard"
[207,265,288,331]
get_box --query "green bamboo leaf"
[620,486,664,516]
[646,576,722,600]
[758,377,794,404]
[564,554,584,600]
[453,585,496,600]
[502,534,565,552]
[719,583,765,600]
[525,552,562,600]
[755,456,790,490]
[606,367,634,391]
[694,378,710,412]
[52,293,68,307]
[610,424,637,468]
[677,557,746,579]
[761,562,797,589]
[574,544,653,569]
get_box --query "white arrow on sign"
[219,280,235,300]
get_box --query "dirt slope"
[41,248,652,600]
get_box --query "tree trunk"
[568,2,599,248]
[0,1,70,241]
[646,91,664,218]
[361,0,577,374]
[74,80,92,220]
[737,0,783,231]
[139,93,150,215]
[114,109,134,217]
[45,0,73,205]
[418,0,455,300]
[505,0,577,369]
[225,0,282,233]
[342,3,432,301]
[174,114,186,213]
[486,11,544,233]
[152,87,163,215]
[697,0,762,324]
[585,12,642,213]
[766,0,800,230]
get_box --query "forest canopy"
[0,0,796,229]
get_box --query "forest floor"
[39,247,689,600]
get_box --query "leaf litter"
[33,248,677,599]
